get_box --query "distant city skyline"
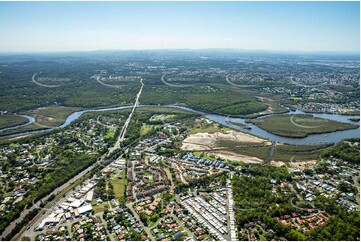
[0,1,359,53]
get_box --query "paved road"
[1,163,95,240]
[225,74,254,88]
[32,73,60,88]
[125,202,156,240]
[112,79,144,151]
[169,214,195,239]
[161,73,191,88]
[5,79,145,241]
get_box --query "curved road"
[161,74,192,88]
[32,73,61,88]
[225,74,254,88]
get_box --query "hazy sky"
[0,1,359,52]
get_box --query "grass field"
[216,140,272,161]
[0,115,29,129]
[104,129,115,139]
[259,234,267,241]
[189,120,224,134]
[111,169,127,200]
[23,106,82,127]
[250,114,358,138]
[140,123,156,136]
[193,151,203,157]
[92,201,109,214]
[150,114,177,121]
[136,106,194,115]
[272,143,333,162]
[214,139,331,163]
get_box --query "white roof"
[37,217,61,230]
[78,204,93,214]
[86,190,94,201]
[70,199,84,208]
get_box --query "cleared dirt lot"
[182,130,269,150]
[181,129,269,163]
[270,159,317,169]
[205,150,263,164]
[270,160,286,167]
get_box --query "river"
[0,105,359,145]
[0,115,36,132]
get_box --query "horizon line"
[0,48,359,55]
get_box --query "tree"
[287,229,306,241]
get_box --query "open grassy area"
[189,120,224,134]
[104,129,115,139]
[259,234,267,241]
[140,123,156,136]
[92,201,109,214]
[23,106,82,127]
[272,143,333,162]
[0,115,29,129]
[216,140,272,161]
[111,169,127,200]
[192,151,203,157]
[250,114,358,138]
[136,106,194,115]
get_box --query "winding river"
[0,115,35,132]
[0,105,359,145]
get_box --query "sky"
[0,1,359,53]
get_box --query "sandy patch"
[254,96,274,115]
[4,134,31,141]
[338,108,359,114]
[205,150,263,164]
[181,129,270,163]
[270,160,287,167]
[289,160,317,170]
[181,143,212,151]
[181,129,268,151]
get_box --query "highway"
[111,79,143,153]
[3,79,144,240]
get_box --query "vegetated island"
[227,120,252,129]
[349,118,360,122]
[249,114,358,138]
[0,115,29,130]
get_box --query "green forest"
[321,139,360,164]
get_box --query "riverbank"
[248,114,358,138]
[0,115,29,130]
[0,104,359,145]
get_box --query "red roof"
[297,219,306,225]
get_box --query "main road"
[112,79,144,151]
[3,79,144,240]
